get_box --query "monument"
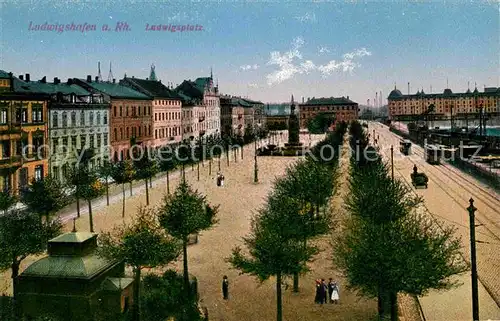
[282,95,305,155]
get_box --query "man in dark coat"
[222,275,229,300]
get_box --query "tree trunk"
[132,267,141,321]
[144,179,149,206]
[197,162,200,181]
[88,199,94,233]
[11,259,20,320]
[226,150,229,166]
[276,271,283,321]
[149,176,152,188]
[76,195,81,218]
[129,182,132,196]
[105,181,109,206]
[122,183,126,218]
[293,272,299,293]
[166,170,170,194]
[390,292,398,321]
[183,239,190,297]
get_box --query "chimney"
[41,76,46,83]
[113,79,116,84]
[54,77,60,84]
[19,75,23,81]
[67,78,73,85]
[95,76,98,82]
[86,75,92,82]
[25,74,30,82]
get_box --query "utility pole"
[254,132,258,183]
[209,158,212,176]
[390,145,394,183]
[467,198,480,321]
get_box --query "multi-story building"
[299,96,359,129]
[0,71,49,193]
[241,98,265,132]
[75,76,153,162]
[265,103,290,130]
[220,95,246,137]
[387,86,500,121]
[120,77,182,149]
[175,73,220,141]
[40,77,110,182]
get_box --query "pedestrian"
[314,279,322,304]
[220,174,225,187]
[216,172,221,186]
[222,275,229,300]
[321,279,328,304]
[330,281,339,304]
[327,278,335,303]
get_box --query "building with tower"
[120,67,182,149]
[174,70,220,141]
[298,96,359,130]
[387,85,500,121]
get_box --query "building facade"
[299,96,359,129]
[120,77,182,149]
[387,86,500,120]
[0,71,49,193]
[75,76,153,162]
[220,95,245,137]
[175,74,220,141]
[44,78,110,183]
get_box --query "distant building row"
[0,68,265,192]
[387,86,500,120]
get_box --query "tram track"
[371,123,500,308]
[379,128,500,241]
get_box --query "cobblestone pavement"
[0,133,378,321]
[370,122,500,321]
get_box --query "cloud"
[266,37,371,85]
[294,12,316,23]
[240,64,260,71]
[248,83,259,88]
[318,46,330,54]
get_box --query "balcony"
[198,116,205,122]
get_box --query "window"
[52,138,58,151]
[126,127,129,138]
[62,137,68,152]
[138,106,141,116]
[32,106,43,122]
[89,112,94,126]
[143,106,146,115]
[155,129,158,139]
[155,113,157,121]
[0,109,7,124]
[97,134,101,148]
[90,135,95,149]
[71,112,76,126]
[52,113,58,127]
[81,135,86,148]
[62,112,68,127]
[96,112,101,125]
[80,111,85,126]
[138,126,142,137]
[103,112,108,125]
[71,136,77,149]
[34,165,43,181]
[126,106,129,117]
[120,106,123,116]
[113,106,117,117]
[120,128,123,140]
[114,128,117,141]
[103,135,108,146]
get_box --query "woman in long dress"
[330,282,339,304]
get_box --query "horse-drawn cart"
[400,140,411,155]
[411,172,428,188]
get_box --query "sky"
[1,0,499,105]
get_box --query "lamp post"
[390,145,394,183]
[467,198,480,321]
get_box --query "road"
[369,121,500,320]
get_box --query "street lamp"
[254,127,258,183]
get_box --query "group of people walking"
[216,172,225,187]
[315,279,339,304]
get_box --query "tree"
[307,112,336,134]
[228,199,318,321]
[336,124,467,320]
[66,165,86,218]
[20,176,69,222]
[141,270,204,321]
[111,160,136,218]
[158,147,177,195]
[79,168,105,233]
[0,209,62,318]
[272,158,335,292]
[0,190,17,214]
[133,147,159,206]
[158,181,219,294]
[98,160,114,206]
[98,206,181,321]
